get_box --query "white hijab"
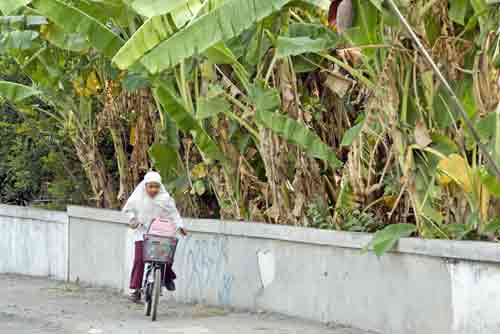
[123,172,183,236]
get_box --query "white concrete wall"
[2,204,500,334]
[171,219,500,334]
[65,206,135,292]
[0,204,67,280]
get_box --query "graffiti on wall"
[183,236,234,306]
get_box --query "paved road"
[1,275,371,334]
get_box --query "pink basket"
[148,218,177,237]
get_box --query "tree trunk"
[72,138,119,208]
[129,88,156,183]
[101,84,159,204]
[102,80,134,203]
[260,59,326,225]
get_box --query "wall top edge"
[3,204,500,263]
[0,204,67,224]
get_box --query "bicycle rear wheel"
[151,268,161,321]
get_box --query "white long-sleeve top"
[124,193,184,242]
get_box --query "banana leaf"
[248,83,280,111]
[113,0,207,69]
[344,0,380,49]
[276,36,338,58]
[32,0,124,58]
[0,15,47,26]
[278,24,339,57]
[130,0,194,18]
[113,15,172,69]
[363,223,416,256]
[300,0,330,10]
[74,0,130,27]
[0,81,40,103]
[0,0,32,15]
[340,122,363,147]
[122,72,150,92]
[149,143,183,181]
[0,30,39,50]
[154,85,226,164]
[141,0,292,74]
[197,96,230,119]
[255,110,342,169]
[449,0,469,25]
[288,23,338,39]
[41,24,90,52]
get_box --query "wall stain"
[183,236,234,306]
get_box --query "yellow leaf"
[480,185,490,222]
[82,88,92,97]
[436,172,451,186]
[437,154,472,192]
[129,127,136,146]
[200,62,215,81]
[39,24,49,39]
[382,195,397,208]
[72,80,83,96]
[191,163,208,179]
[86,71,101,94]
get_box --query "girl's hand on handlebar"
[129,219,141,229]
[179,228,188,236]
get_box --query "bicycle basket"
[143,235,178,263]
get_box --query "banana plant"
[0,81,40,102]
[3,0,500,238]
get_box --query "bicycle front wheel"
[151,268,161,321]
[144,283,152,316]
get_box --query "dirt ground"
[0,275,371,334]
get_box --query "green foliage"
[42,24,89,52]
[307,196,333,229]
[481,218,500,235]
[197,95,230,120]
[449,0,470,25]
[364,224,417,257]
[343,211,383,233]
[112,15,172,70]
[2,0,500,243]
[0,102,90,207]
[0,0,32,15]
[122,72,150,92]
[0,30,40,50]
[0,81,40,102]
[276,35,337,58]
[248,83,281,111]
[154,84,226,164]
[140,0,292,73]
[129,0,200,18]
[256,110,342,169]
[149,143,185,194]
[340,121,363,147]
[277,23,339,58]
[32,0,124,58]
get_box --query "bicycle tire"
[151,268,161,321]
[144,284,152,316]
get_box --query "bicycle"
[142,222,178,321]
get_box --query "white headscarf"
[123,171,183,241]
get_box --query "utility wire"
[386,0,500,180]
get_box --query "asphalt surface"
[0,274,372,334]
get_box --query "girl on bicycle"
[123,171,187,303]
